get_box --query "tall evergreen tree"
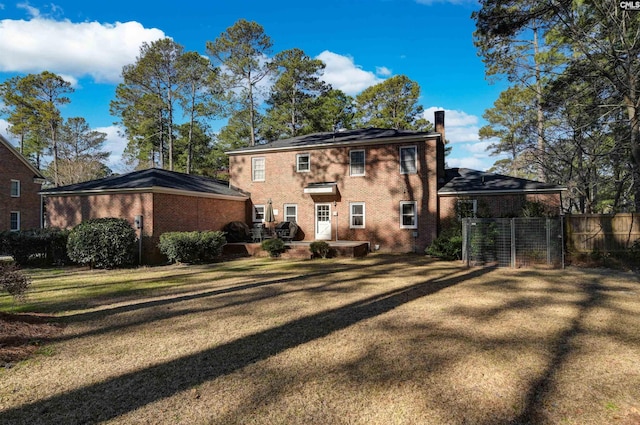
[261,48,327,140]
[54,117,110,185]
[206,19,272,147]
[354,75,427,130]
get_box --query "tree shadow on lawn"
[0,264,492,424]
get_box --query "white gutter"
[39,186,249,201]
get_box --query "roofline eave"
[438,187,567,196]
[40,186,249,201]
[226,133,441,155]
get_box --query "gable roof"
[439,168,566,196]
[40,168,248,200]
[226,127,441,154]
[0,133,45,180]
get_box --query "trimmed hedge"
[0,228,69,266]
[309,241,331,259]
[67,218,137,269]
[261,238,285,258]
[158,231,226,264]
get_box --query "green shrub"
[0,263,31,302]
[158,231,226,264]
[426,227,462,260]
[67,218,137,269]
[261,238,285,258]
[0,228,69,266]
[310,241,331,259]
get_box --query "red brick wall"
[0,141,43,231]
[229,139,441,252]
[439,193,563,224]
[45,191,246,264]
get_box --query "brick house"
[228,112,448,253]
[228,111,565,253]
[41,168,248,263]
[0,134,46,232]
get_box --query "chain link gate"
[462,217,564,268]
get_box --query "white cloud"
[95,125,130,173]
[0,17,166,83]
[376,66,392,77]
[316,50,383,95]
[461,141,493,154]
[423,106,481,144]
[447,156,490,170]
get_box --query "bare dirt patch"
[0,312,64,365]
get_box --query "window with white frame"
[284,204,297,222]
[350,202,365,228]
[10,211,20,231]
[296,154,310,172]
[400,146,417,174]
[253,205,265,222]
[350,150,365,176]
[400,201,418,229]
[252,157,265,181]
[10,180,20,197]
[457,199,477,219]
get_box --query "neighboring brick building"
[0,134,46,232]
[41,168,248,264]
[438,168,564,225]
[228,111,565,253]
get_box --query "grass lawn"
[1,254,639,424]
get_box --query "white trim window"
[457,199,477,219]
[350,202,365,229]
[10,211,20,231]
[10,180,20,197]
[400,146,417,174]
[400,201,418,229]
[253,205,265,222]
[350,149,365,176]
[296,154,310,173]
[252,157,265,181]
[284,204,298,222]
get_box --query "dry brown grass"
[1,254,639,424]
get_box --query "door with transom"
[315,203,332,240]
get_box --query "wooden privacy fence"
[565,214,640,253]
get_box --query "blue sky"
[0,0,508,173]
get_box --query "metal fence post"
[546,218,551,265]
[511,218,516,268]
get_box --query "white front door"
[315,203,332,240]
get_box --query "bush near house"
[0,228,69,266]
[67,218,137,269]
[158,231,226,264]
[309,241,331,259]
[0,262,31,301]
[426,226,463,261]
[261,238,285,258]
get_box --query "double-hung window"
[296,154,310,172]
[284,204,298,223]
[350,150,365,176]
[400,146,417,174]
[253,205,265,223]
[350,202,365,229]
[457,200,477,219]
[400,201,418,229]
[252,157,265,181]
[10,180,20,197]
[10,211,20,232]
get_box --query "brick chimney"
[434,110,446,188]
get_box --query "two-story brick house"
[0,134,45,232]
[228,112,448,253]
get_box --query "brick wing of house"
[40,168,249,263]
[0,134,46,232]
[227,111,448,253]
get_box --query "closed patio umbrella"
[265,199,276,235]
